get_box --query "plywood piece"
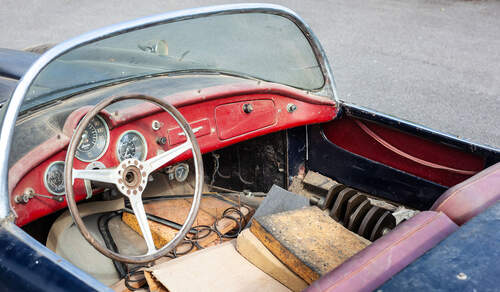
[150,241,290,292]
[303,171,337,192]
[250,207,370,284]
[236,229,308,292]
[123,195,253,249]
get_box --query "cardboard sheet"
[150,241,290,292]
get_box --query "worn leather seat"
[305,211,458,292]
[430,162,500,225]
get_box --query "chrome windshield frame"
[0,3,338,220]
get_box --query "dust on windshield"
[24,13,325,110]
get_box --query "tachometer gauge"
[44,161,65,196]
[75,115,109,162]
[116,130,148,162]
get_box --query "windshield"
[24,13,325,110]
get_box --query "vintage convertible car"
[0,4,498,292]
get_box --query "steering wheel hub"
[117,159,147,195]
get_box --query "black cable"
[97,211,128,278]
[98,196,248,286]
[124,265,149,291]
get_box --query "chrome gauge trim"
[116,130,148,162]
[75,115,110,162]
[43,161,66,196]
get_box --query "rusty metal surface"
[347,200,371,232]
[343,193,366,226]
[329,188,357,222]
[370,211,396,241]
[358,206,385,238]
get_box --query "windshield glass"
[24,13,325,110]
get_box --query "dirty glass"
[23,13,325,110]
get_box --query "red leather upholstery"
[305,211,457,292]
[431,162,500,225]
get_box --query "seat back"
[431,162,500,225]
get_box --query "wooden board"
[236,229,308,292]
[250,207,370,284]
[123,196,252,249]
[144,271,168,292]
[150,241,290,292]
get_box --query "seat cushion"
[431,162,500,225]
[305,211,458,292]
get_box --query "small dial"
[75,115,109,162]
[116,130,148,162]
[174,163,189,182]
[44,161,65,196]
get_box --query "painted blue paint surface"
[0,222,110,292]
[380,201,500,291]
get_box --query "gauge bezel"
[115,130,148,162]
[75,115,110,162]
[43,161,66,196]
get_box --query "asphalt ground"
[1,0,499,148]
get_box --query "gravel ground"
[1,0,499,148]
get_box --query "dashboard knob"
[157,136,167,145]
[242,103,253,114]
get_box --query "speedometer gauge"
[44,161,65,196]
[75,115,109,162]
[116,130,148,162]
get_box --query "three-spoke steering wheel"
[64,94,203,264]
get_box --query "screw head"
[152,120,161,131]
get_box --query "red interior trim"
[11,86,336,226]
[322,117,485,187]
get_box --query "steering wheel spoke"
[144,140,192,172]
[72,167,119,185]
[129,194,157,254]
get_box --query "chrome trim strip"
[0,3,337,219]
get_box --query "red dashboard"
[10,85,337,226]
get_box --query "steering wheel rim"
[64,94,204,264]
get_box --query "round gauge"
[75,115,110,162]
[174,163,189,182]
[116,130,148,162]
[44,161,65,196]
